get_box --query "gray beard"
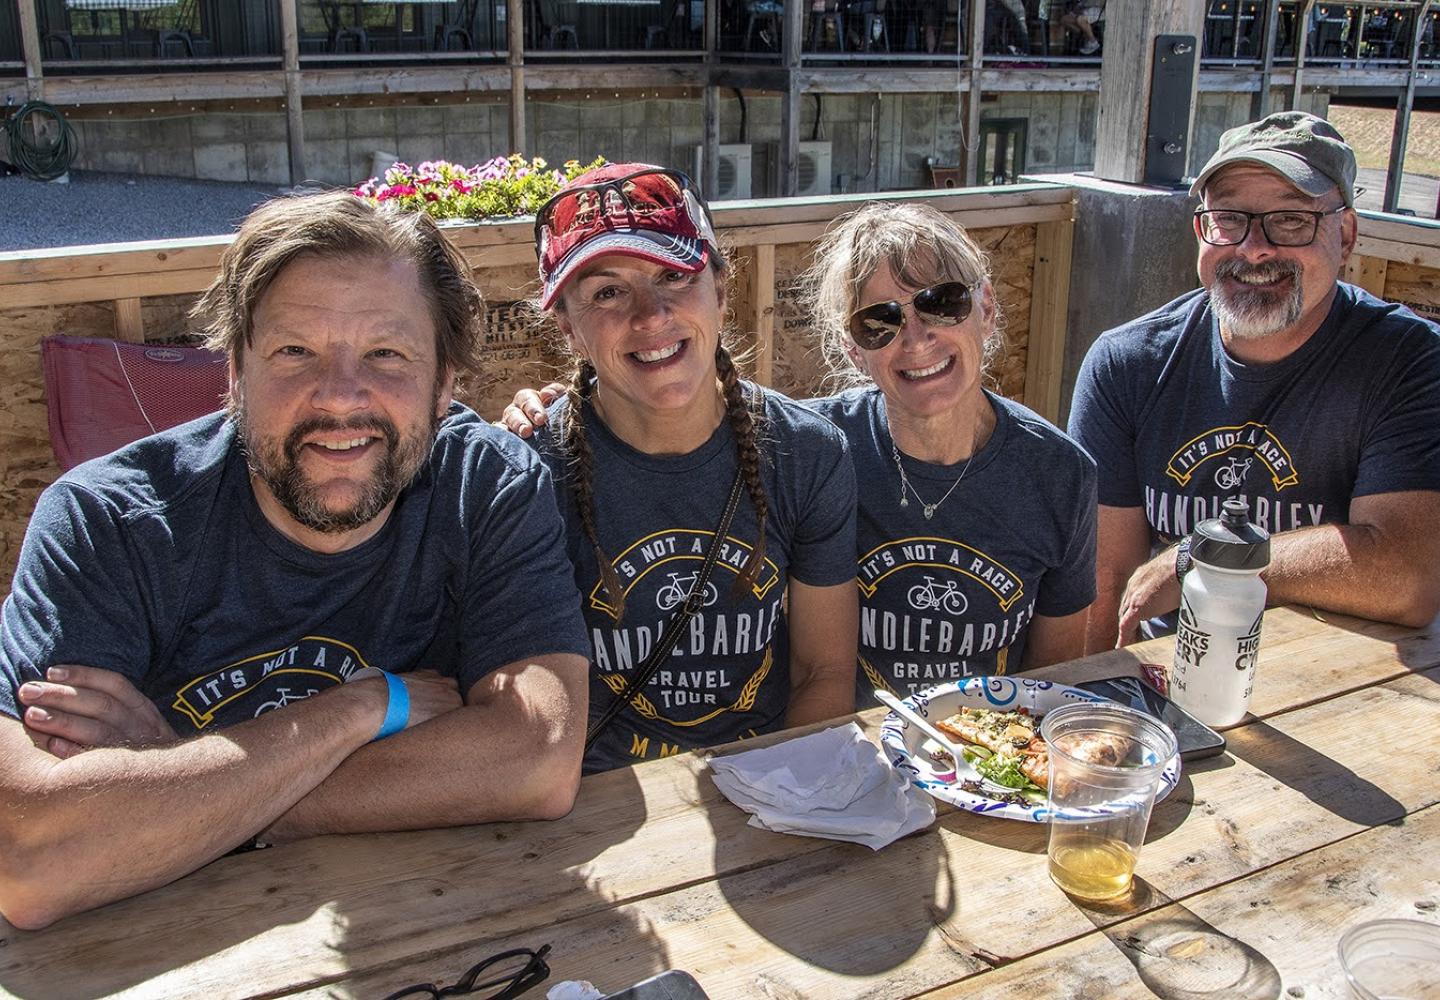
[1209,257,1304,341]
[234,399,438,536]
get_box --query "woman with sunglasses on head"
[505,200,1094,709]
[802,201,1097,706]
[526,163,859,773]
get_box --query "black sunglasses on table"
[381,944,551,1000]
[848,280,975,351]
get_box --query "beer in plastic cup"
[1041,702,1178,901]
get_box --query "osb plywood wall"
[0,220,1039,593]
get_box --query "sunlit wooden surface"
[1,604,1436,999]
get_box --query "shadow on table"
[0,766,661,999]
[1072,880,1284,999]
[707,801,953,978]
[1226,719,1404,826]
[1298,606,1440,684]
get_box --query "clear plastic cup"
[1338,919,1440,1000]
[1041,701,1178,902]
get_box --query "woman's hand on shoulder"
[496,382,567,438]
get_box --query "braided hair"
[561,339,770,622]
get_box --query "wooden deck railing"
[0,183,1076,589]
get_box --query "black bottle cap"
[1191,498,1271,571]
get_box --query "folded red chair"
[41,335,229,471]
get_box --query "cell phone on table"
[602,970,711,999]
[1075,675,1227,762]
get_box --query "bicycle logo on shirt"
[254,686,320,717]
[1214,456,1254,490]
[906,575,968,615]
[654,571,721,611]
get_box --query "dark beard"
[236,404,439,536]
[1209,257,1304,340]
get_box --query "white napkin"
[708,723,936,850]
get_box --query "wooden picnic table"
[1,604,1437,999]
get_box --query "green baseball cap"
[1190,111,1357,208]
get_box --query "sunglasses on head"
[534,167,712,264]
[847,280,975,351]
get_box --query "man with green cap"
[1069,111,1440,650]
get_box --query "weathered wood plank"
[1353,233,1440,270]
[1023,217,1074,421]
[1093,0,1206,184]
[113,298,144,343]
[751,244,776,387]
[1343,253,1389,298]
[921,802,1440,999]
[2,269,223,309]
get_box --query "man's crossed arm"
[0,653,587,930]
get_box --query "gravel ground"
[0,169,283,252]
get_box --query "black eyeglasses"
[1194,206,1347,247]
[847,280,975,351]
[381,945,552,1000]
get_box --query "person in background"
[527,163,858,772]
[1060,0,1104,54]
[1068,111,1440,650]
[0,192,591,929]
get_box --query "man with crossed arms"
[1069,111,1440,650]
[0,192,591,928]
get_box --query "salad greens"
[962,746,1046,803]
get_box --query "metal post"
[1383,0,1434,214]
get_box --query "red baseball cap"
[536,163,718,310]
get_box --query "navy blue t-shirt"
[535,383,857,772]
[1069,283,1440,545]
[807,388,1097,706]
[0,404,591,730]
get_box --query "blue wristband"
[375,670,409,741]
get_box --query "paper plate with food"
[877,675,1183,823]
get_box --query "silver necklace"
[892,443,974,520]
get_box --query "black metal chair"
[321,2,372,53]
[144,0,198,58]
[434,0,479,50]
[537,0,578,48]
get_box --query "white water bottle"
[1171,498,1271,729]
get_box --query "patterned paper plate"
[878,675,1182,823]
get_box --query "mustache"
[1215,257,1301,285]
[282,415,400,462]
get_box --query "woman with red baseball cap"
[528,163,860,774]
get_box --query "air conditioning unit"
[692,144,752,201]
[768,141,832,197]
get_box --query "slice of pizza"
[934,706,1038,755]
